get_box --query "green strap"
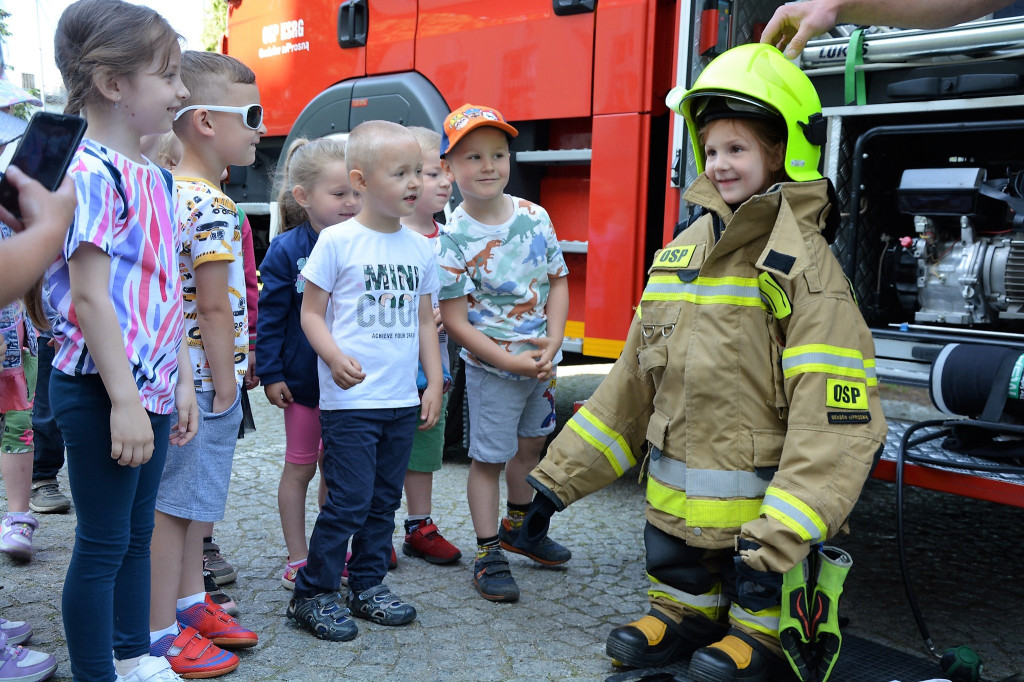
[844,28,866,106]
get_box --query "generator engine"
[886,167,1024,326]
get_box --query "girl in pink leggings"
[256,137,362,588]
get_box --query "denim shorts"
[155,386,242,522]
[465,364,557,463]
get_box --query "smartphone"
[0,111,86,220]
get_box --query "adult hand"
[761,0,841,59]
[0,167,77,235]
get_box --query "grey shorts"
[465,363,557,464]
[156,386,242,522]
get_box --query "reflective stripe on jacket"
[529,175,887,573]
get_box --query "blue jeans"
[31,340,65,480]
[294,406,418,598]
[51,372,170,682]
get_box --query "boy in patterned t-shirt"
[148,51,266,677]
[435,104,571,603]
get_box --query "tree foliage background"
[202,0,229,52]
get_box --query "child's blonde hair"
[345,120,418,176]
[407,126,441,158]
[55,0,180,116]
[274,137,348,231]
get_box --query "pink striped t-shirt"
[47,139,184,415]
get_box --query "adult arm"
[67,243,154,466]
[0,169,76,307]
[762,0,1011,58]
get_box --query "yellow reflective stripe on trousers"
[647,477,763,528]
[641,275,765,308]
[565,407,636,477]
[781,343,878,386]
[648,573,729,621]
[761,487,827,542]
[729,603,780,637]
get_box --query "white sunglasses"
[174,103,264,130]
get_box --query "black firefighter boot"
[606,609,726,669]
[689,628,783,682]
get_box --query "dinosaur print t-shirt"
[436,195,568,380]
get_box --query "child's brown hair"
[55,0,180,115]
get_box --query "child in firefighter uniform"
[514,44,887,682]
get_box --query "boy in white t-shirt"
[288,120,443,642]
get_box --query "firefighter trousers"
[643,522,783,657]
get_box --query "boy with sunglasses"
[147,50,267,678]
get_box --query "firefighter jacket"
[529,175,887,574]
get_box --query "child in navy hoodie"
[256,137,362,588]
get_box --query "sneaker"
[287,592,358,642]
[28,480,70,514]
[346,584,416,626]
[402,518,462,565]
[151,626,239,679]
[202,539,237,586]
[176,600,257,650]
[472,550,520,603]
[115,655,183,682]
[498,516,571,566]
[202,570,238,617]
[281,558,306,590]
[389,545,398,570]
[0,618,31,646]
[0,631,57,682]
[0,513,37,560]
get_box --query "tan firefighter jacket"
[529,175,888,574]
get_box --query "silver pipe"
[799,18,1024,67]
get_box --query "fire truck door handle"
[337,0,368,49]
[553,0,597,16]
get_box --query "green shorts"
[1,352,37,454]
[407,393,448,473]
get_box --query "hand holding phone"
[0,165,77,234]
[0,111,86,220]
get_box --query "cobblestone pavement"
[2,366,1022,681]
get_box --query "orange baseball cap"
[440,103,518,157]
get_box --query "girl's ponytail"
[273,137,348,232]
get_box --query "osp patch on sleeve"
[652,245,696,268]
[826,379,869,410]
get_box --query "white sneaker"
[115,655,183,682]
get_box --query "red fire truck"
[223,0,1024,398]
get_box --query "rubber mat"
[605,634,942,682]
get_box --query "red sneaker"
[177,599,258,649]
[402,518,462,565]
[151,626,239,679]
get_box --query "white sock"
[149,622,179,646]
[113,655,145,677]
[176,591,206,612]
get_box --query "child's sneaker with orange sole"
[176,600,257,649]
[150,626,238,679]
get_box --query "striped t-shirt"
[47,139,184,415]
